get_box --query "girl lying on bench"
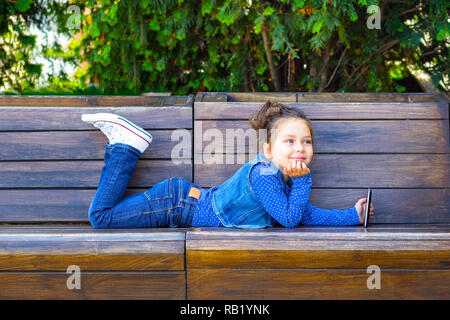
[82,101,374,228]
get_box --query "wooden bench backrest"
[193,92,449,224]
[0,95,194,223]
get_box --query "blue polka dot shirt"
[191,162,360,227]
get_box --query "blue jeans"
[88,143,200,228]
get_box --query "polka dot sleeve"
[301,203,360,226]
[250,163,361,227]
[250,163,312,228]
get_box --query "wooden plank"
[0,240,185,271]
[0,225,187,235]
[187,227,450,269]
[0,272,185,299]
[0,242,184,271]
[309,188,450,224]
[187,224,450,237]
[187,239,450,269]
[187,248,450,269]
[194,154,450,188]
[0,106,192,131]
[294,92,448,103]
[194,102,448,119]
[0,189,149,222]
[194,120,450,153]
[0,160,192,188]
[0,95,193,107]
[0,130,191,160]
[187,269,450,299]
[0,227,186,271]
[196,92,297,103]
[196,92,447,103]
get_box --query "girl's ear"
[263,142,272,160]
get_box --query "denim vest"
[211,152,282,228]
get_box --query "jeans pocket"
[144,178,173,201]
[143,178,174,214]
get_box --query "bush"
[2,0,449,93]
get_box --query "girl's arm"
[282,161,361,226]
[250,163,312,228]
[301,203,360,226]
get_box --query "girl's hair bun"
[249,100,285,131]
[248,100,314,148]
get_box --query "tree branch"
[325,46,347,89]
[261,21,281,91]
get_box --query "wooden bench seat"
[187,225,450,299]
[0,225,186,299]
[188,92,450,299]
[0,92,448,299]
[0,95,193,299]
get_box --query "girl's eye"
[304,140,312,144]
[286,139,294,143]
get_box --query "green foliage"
[1,0,449,93]
[0,0,49,91]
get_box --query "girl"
[82,101,374,229]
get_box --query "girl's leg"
[82,113,201,229]
[142,177,201,228]
[89,161,200,228]
[82,113,154,228]
[88,143,154,228]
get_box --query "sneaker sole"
[82,113,153,144]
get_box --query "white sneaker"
[81,113,152,153]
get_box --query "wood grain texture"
[196,92,448,103]
[0,130,192,160]
[187,269,450,299]
[0,241,185,271]
[186,226,450,269]
[194,102,449,120]
[0,160,192,188]
[309,188,450,224]
[193,120,449,153]
[0,227,186,271]
[0,106,192,131]
[187,249,450,269]
[0,95,193,107]
[0,189,150,222]
[0,272,185,299]
[186,224,450,299]
[187,224,450,237]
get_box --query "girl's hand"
[283,160,310,178]
[354,198,374,225]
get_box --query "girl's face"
[263,118,314,181]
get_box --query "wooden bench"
[187,92,450,299]
[0,95,193,299]
[0,92,448,300]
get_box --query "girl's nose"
[294,143,304,152]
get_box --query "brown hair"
[249,100,315,150]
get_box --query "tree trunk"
[261,22,281,91]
